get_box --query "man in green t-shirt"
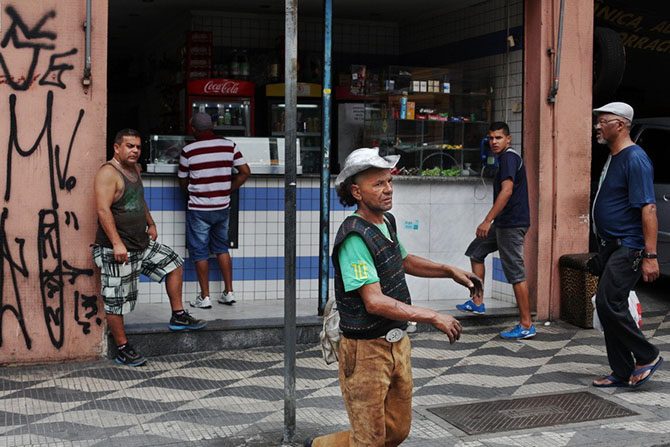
[306,148,483,447]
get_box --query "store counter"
[138,174,514,307]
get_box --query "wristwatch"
[642,252,658,259]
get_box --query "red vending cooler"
[186,79,255,136]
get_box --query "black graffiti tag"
[0,208,31,349]
[38,210,94,348]
[5,91,84,209]
[74,291,102,335]
[0,6,55,91]
[0,7,77,91]
[39,48,78,89]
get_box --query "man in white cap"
[305,148,483,447]
[178,112,250,308]
[590,102,663,388]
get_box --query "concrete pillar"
[524,0,594,320]
[0,1,107,364]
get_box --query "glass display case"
[146,134,194,173]
[145,135,301,175]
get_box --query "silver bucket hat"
[335,147,400,186]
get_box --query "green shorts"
[92,240,183,315]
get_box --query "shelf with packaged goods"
[363,89,491,176]
[394,145,480,153]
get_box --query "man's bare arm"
[477,178,513,238]
[178,177,189,190]
[231,164,251,191]
[402,254,483,300]
[94,166,127,262]
[641,203,659,282]
[358,282,462,343]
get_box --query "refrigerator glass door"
[270,102,321,173]
[192,99,251,136]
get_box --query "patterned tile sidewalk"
[1,314,669,447]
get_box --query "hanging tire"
[593,27,626,103]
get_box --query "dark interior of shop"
[107,0,496,173]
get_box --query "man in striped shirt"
[178,112,251,309]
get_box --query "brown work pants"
[313,335,413,447]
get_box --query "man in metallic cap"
[305,148,483,447]
[178,112,250,309]
[590,102,663,388]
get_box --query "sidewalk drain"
[427,391,637,435]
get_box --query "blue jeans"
[186,208,231,261]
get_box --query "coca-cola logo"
[204,80,240,95]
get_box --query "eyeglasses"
[593,118,622,129]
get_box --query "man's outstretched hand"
[433,313,463,344]
[451,267,484,301]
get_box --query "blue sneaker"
[456,299,486,314]
[500,324,536,340]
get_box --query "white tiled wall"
[138,176,495,305]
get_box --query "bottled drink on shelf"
[230,50,240,77]
[240,50,250,78]
[399,92,408,120]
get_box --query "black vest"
[332,212,411,339]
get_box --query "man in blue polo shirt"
[590,102,662,388]
[455,121,534,340]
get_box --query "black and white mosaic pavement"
[1,313,669,447]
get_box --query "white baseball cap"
[592,102,634,122]
[335,147,400,186]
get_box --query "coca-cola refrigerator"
[186,79,255,136]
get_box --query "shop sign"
[187,79,255,97]
[595,0,670,54]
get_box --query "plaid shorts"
[92,240,183,315]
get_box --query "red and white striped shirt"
[178,134,246,210]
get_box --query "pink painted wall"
[524,0,594,320]
[0,1,107,364]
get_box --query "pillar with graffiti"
[0,1,107,364]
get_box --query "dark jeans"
[595,246,659,381]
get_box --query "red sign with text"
[187,79,255,97]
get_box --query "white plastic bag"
[591,291,642,332]
[320,297,342,365]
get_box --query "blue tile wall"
[141,256,335,282]
[492,257,509,284]
[145,186,355,212]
